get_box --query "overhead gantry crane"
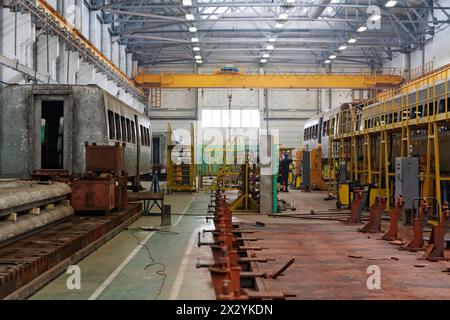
[134,71,404,89]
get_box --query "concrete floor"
[30,189,450,300]
[31,192,215,300]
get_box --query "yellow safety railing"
[330,63,450,214]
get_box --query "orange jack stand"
[402,199,429,252]
[382,195,405,241]
[344,189,364,225]
[359,197,386,233]
[420,202,450,262]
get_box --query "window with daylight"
[202,109,259,128]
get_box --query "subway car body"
[0,84,152,179]
[303,105,343,161]
[303,76,450,182]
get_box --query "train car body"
[303,105,345,161]
[0,84,152,179]
[302,71,450,209]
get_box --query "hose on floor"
[125,228,178,300]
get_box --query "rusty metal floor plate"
[244,222,450,300]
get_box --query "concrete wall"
[149,66,355,150]
[0,2,144,112]
[0,8,35,84]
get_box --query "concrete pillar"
[119,44,126,73]
[260,134,276,214]
[126,52,133,77]
[132,59,138,77]
[260,175,273,214]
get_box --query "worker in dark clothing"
[279,153,293,192]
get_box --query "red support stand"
[382,195,404,241]
[344,189,364,225]
[359,196,386,233]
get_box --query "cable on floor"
[125,228,178,299]
[125,226,179,235]
[169,213,264,217]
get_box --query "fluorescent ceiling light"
[266,44,274,50]
[324,60,331,64]
[262,53,270,58]
[191,37,199,42]
[348,38,357,44]
[182,0,192,6]
[193,46,200,51]
[329,55,336,59]
[370,14,381,21]
[186,13,195,20]
[338,45,347,50]
[275,23,284,29]
[279,13,288,20]
[357,26,367,32]
[385,1,397,7]
[260,59,267,63]
[268,37,277,43]
[195,55,202,60]
[189,26,197,33]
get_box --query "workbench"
[127,192,164,216]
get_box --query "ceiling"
[93,0,450,69]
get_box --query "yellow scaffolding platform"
[329,64,450,219]
[167,123,196,193]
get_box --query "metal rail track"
[0,204,142,300]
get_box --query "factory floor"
[30,190,450,300]
[30,192,216,300]
[257,190,450,300]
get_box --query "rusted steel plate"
[0,204,141,299]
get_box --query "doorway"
[41,101,64,169]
